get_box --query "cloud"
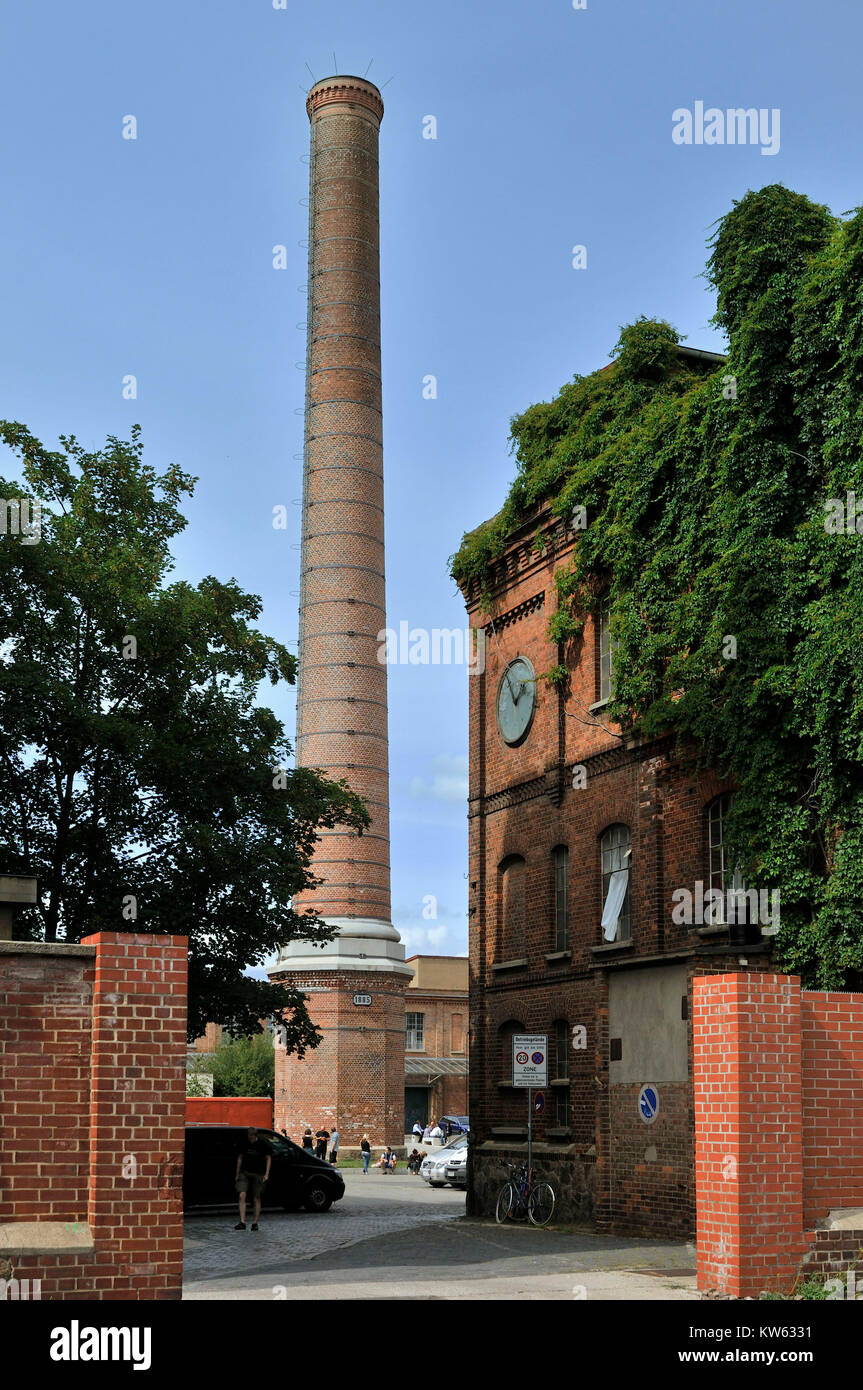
[400,922,453,955]
[408,753,468,804]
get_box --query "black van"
[183,1126,345,1213]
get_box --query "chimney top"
[306,75,384,124]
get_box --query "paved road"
[183,1172,698,1300]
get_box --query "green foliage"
[0,423,369,1043]
[542,664,569,689]
[451,184,863,989]
[209,1033,275,1098]
[547,609,584,644]
[186,1054,215,1097]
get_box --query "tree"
[209,1033,275,1098]
[452,185,863,989]
[0,422,368,1044]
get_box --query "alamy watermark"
[671,881,780,934]
[825,492,863,534]
[0,497,41,544]
[377,623,485,674]
[1,1277,41,1300]
[672,103,780,156]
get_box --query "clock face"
[496,657,537,746]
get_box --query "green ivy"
[451,185,863,989]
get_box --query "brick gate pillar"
[84,931,187,1299]
[693,972,808,1297]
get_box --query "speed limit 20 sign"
[512,1034,548,1087]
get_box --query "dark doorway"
[404,1086,429,1132]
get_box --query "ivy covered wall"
[452,184,863,989]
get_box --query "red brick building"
[456,352,778,1233]
[404,955,469,1131]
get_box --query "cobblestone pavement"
[183,1172,698,1300]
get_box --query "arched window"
[600,824,632,942]
[553,1018,571,1128]
[552,846,569,951]
[498,854,526,959]
[499,1019,525,1078]
[597,598,618,702]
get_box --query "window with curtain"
[600,824,632,942]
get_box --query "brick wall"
[0,933,187,1300]
[1,947,93,1224]
[800,992,863,1226]
[694,973,863,1297]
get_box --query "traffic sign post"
[513,1035,547,1181]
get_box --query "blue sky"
[1,0,859,961]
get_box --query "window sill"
[490,1126,528,1139]
[544,949,572,964]
[545,1127,572,1140]
[588,697,610,712]
[491,958,528,973]
[590,939,634,954]
[496,1081,518,1090]
[549,1077,570,1089]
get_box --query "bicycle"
[494,1161,556,1227]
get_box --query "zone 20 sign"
[512,1034,548,1088]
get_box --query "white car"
[442,1146,467,1189]
[420,1135,467,1187]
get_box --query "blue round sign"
[638,1084,659,1123]
[531,1051,544,1065]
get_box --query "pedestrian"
[430,1122,443,1145]
[314,1126,330,1161]
[360,1134,371,1174]
[329,1126,340,1165]
[234,1127,271,1232]
[301,1127,314,1151]
[376,1145,395,1173]
[408,1148,422,1174]
[412,1120,423,1143]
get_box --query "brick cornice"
[469,733,677,816]
[461,507,578,613]
[482,591,544,633]
[307,77,384,124]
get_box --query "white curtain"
[601,869,629,941]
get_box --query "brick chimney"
[268,76,411,1148]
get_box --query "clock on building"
[496,656,537,745]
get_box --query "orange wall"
[186,1097,273,1129]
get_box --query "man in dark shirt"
[234,1128,271,1231]
[314,1128,330,1162]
